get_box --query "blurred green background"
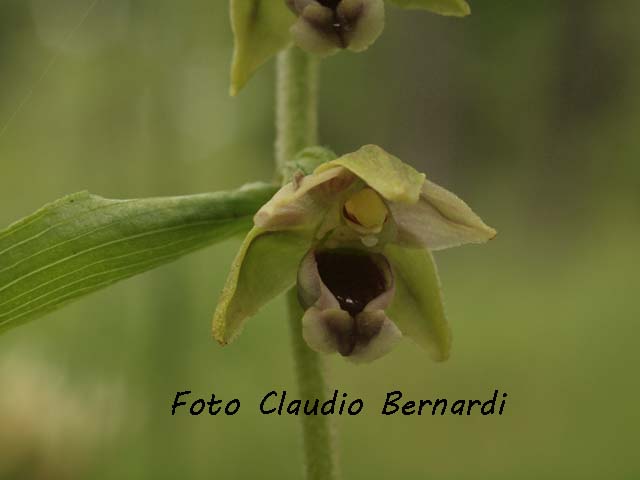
[1,1,639,479]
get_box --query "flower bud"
[286,0,385,56]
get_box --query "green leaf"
[230,0,295,96]
[385,244,451,361]
[387,0,470,16]
[0,182,277,334]
[212,227,310,345]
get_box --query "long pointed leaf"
[0,182,277,334]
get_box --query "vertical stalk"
[276,47,337,480]
[275,46,319,180]
[287,291,337,480]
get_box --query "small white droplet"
[361,235,378,247]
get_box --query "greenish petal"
[315,145,425,203]
[229,0,295,96]
[385,244,451,361]
[390,178,497,250]
[387,0,470,17]
[212,227,310,344]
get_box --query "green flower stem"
[287,290,337,480]
[276,47,337,479]
[276,46,319,182]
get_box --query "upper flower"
[229,0,472,95]
[285,0,385,56]
[212,144,495,363]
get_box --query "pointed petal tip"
[446,2,471,17]
[392,178,498,250]
[407,325,452,362]
[475,224,497,245]
[431,352,450,362]
[229,66,248,97]
[211,311,230,345]
[430,336,451,362]
[476,220,498,244]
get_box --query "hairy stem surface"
[276,47,337,480]
[276,47,319,181]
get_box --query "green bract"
[230,0,471,95]
[212,144,494,363]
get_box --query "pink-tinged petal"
[297,249,341,310]
[302,307,355,355]
[348,311,402,363]
[253,167,355,231]
[391,179,497,250]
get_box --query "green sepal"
[387,0,470,16]
[315,144,425,204]
[0,183,278,334]
[212,227,311,345]
[229,0,295,96]
[385,244,451,361]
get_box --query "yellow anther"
[343,188,388,232]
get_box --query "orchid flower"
[212,145,495,363]
[229,0,471,94]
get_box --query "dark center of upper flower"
[315,249,387,317]
[286,0,366,49]
[318,0,341,9]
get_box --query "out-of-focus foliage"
[0,1,638,479]
[0,352,126,479]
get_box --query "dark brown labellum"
[286,0,384,54]
[315,249,387,317]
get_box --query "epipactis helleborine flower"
[285,0,386,57]
[229,0,471,95]
[212,145,495,363]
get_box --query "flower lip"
[298,247,400,360]
[287,0,384,54]
[315,249,389,316]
